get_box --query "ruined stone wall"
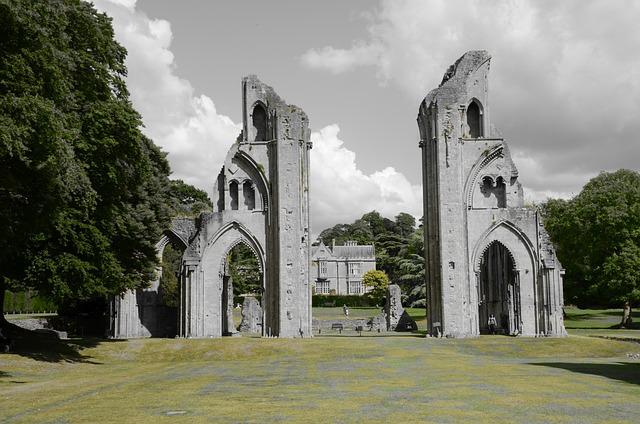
[180,75,312,339]
[111,76,312,340]
[110,219,194,339]
[418,51,566,338]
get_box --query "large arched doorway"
[182,221,267,338]
[478,241,520,335]
[223,242,262,335]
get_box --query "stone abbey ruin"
[111,75,313,338]
[418,51,566,337]
[110,50,566,339]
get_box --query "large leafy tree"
[543,170,640,326]
[0,0,173,325]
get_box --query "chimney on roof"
[332,239,335,251]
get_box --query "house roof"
[311,241,375,260]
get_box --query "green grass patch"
[2,332,640,423]
[2,307,639,422]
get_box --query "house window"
[349,281,362,295]
[349,262,361,276]
[316,280,330,294]
[319,260,327,276]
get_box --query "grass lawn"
[564,306,640,340]
[1,309,640,423]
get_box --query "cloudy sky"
[93,0,640,234]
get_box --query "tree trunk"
[621,300,632,328]
[0,279,7,327]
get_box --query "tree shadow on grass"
[2,321,124,364]
[530,362,640,385]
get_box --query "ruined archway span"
[463,145,503,208]
[471,220,537,273]
[156,228,189,257]
[218,238,264,279]
[205,220,265,274]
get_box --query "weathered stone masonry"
[418,51,566,338]
[111,76,313,338]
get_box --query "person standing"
[488,314,497,335]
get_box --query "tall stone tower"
[418,51,566,338]
[111,76,313,338]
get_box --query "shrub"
[312,295,375,307]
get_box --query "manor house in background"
[418,50,566,338]
[311,241,376,295]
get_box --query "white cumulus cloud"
[301,0,640,200]
[93,0,422,233]
[93,0,240,193]
[310,125,421,233]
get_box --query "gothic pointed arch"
[205,220,265,274]
[471,220,537,274]
[233,150,270,212]
[463,145,504,208]
[251,101,268,141]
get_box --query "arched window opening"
[252,104,267,141]
[217,172,225,212]
[229,181,239,210]
[467,100,482,138]
[243,181,255,210]
[495,177,506,208]
[478,241,519,335]
[479,175,506,209]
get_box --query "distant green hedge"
[312,295,375,307]
[3,290,57,314]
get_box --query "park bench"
[331,323,344,334]
[355,325,363,336]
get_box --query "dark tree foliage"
[0,0,173,321]
[169,179,212,217]
[158,241,183,308]
[316,210,425,306]
[542,170,640,325]
[228,244,261,296]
